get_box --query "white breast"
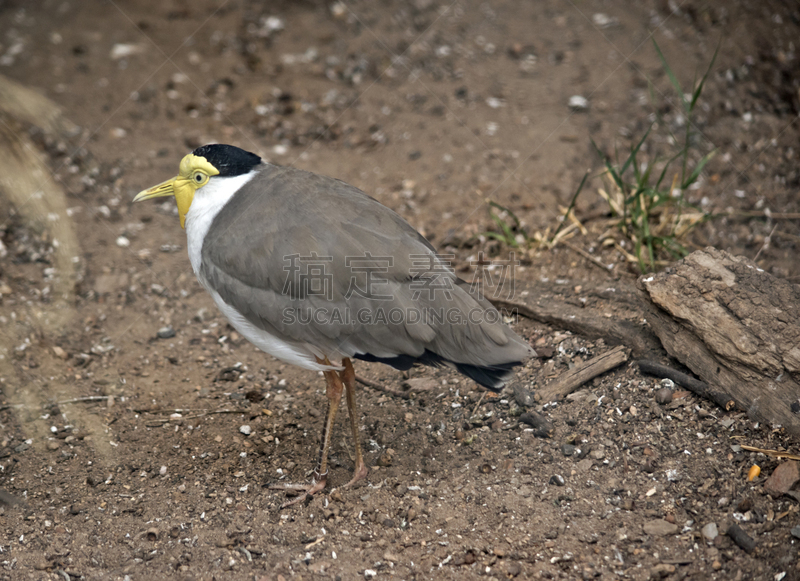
[184,172,255,277]
[183,171,339,372]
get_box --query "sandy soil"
[1,0,799,579]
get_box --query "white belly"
[208,289,339,371]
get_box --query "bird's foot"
[343,462,368,489]
[269,470,328,508]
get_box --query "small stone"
[401,377,438,392]
[568,95,589,111]
[654,388,672,405]
[519,411,553,437]
[711,560,722,570]
[239,425,252,436]
[52,346,68,359]
[649,563,675,578]
[561,444,575,457]
[110,43,144,59]
[549,474,565,486]
[115,235,130,247]
[589,447,605,460]
[702,522,718,542]
[157,326,176,339]
[46,441,60,451]
[643,519,679,536]
[513,384,535,407]
[790,525,800,540]
[763,460,799,496]
[502,561,522,577]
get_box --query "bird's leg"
[339,358,368,487]
[269,358,343,508]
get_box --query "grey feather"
[200,163,534,372]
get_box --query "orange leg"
[269,358,343,508]
[339,358,368,487]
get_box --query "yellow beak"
[133,176,193,228]
[133,177,177,202]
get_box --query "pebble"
[763,460,799,496]
[239,425,252,436]
[643,519,678,536]
[561,444,575,457]
[702,522,718,541]
[513,384,535,407]
[157,326,176,339]
[649,563,675,578]
[568,95,589,111]
[589,447,605,460]
[654,387,672,404]
[115,235,130,247]
[519,411,553,437]
[110,43,144,60]
[549,474,565,486]
[159,466,167,476]
[791,525,800,540]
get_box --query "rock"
[589,447,605,460]
[519,411,553,437]
[791,525,800,540]
[52,346,68,359]
[568,95,589,111]
[110,43,145,60]
[239,425,252,436]
[763,461,799,496]
[401,377,438,392]
[654,387,672,404]
[157,326,176,339]
[549,474,565,486]
[702,522,718,542]
[513,384,535,407]
[561,444,575,457]
[649,563,675,578]
[643,520,679,536]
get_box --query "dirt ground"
[1,0,799,579]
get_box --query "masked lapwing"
[134,144,534,507]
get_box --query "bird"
[133,144,535,507]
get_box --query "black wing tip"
[353,350,525,390]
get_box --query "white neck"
[184,171,256,277]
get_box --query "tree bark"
[639,248,800,437]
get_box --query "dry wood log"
[537,345,629,404]
[640,248,800,437]
[492,294,662,358]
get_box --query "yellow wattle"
[173,178,195,229]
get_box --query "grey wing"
[200,164,533,367]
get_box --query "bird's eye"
[193,171,206,184]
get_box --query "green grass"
[591,39,719,272]
[483,39,719,273]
